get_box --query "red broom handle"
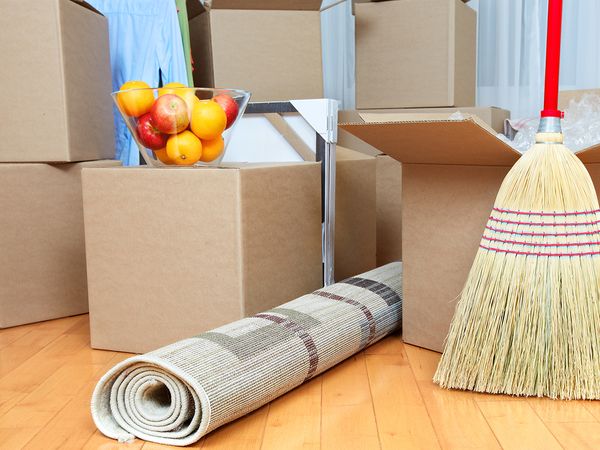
[541,0,563,118]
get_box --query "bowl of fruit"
[113,82,251,166]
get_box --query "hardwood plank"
[364,333,404,355]
[0,331,91,394]
[0,323,36,349]
[321,353,381,450]
[0,426,41,450]
[415,381,500,449]
[546,422,600,450]
[22,352,129,450]
[84,430,144,450]
[365,346,440,450]
[477,401,562,450]
[404,344,518,403]
[527,397,597,423]
[201,404,269,450]
[143,442,201,450]
[403,345,501,449]
[582,401,600,422]
[0,315,84,378]
[0,345,124,449]
[261,377,321,450]
[0,389,26,417]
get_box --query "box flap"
[575,144,600,164]
[339,113,521,166]
[208,0,322,10]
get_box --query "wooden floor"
[1,316,599,449]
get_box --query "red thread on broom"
[482,235,600,247]
[492,207,600,216]
[485,225,600,237]
[488,216,600,226]
[480,244,600,257]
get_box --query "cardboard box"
[335,147,377,281]
[0,0,114,162]
[340,112,600,352]
[338,126,402,265]
[338,106,509,265]
[188,0,323,101]
[355,0,476,109]
[0,160,120,328]
[375,155,403,265]
[558,88,600,110]
[83,163,323,353]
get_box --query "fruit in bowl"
[113,83,250,166]
[150,94,190,134]
[213,94,239,129]
[136,113,167,150]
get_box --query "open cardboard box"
[340,111,600,352]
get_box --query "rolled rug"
[91,263,402,446]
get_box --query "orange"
[153,148,173,165]
[116,81,154,117]
[166,131,202,165]
[190,100,227,140]
[157,82,187,97]
[200,136,224,162]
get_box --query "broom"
[433,0,600,400]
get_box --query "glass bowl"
[112,87,250,166]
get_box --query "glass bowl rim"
[111,87,251,97]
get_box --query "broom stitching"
[485,225,600,237]
[493,207,600,216]
[479,244,600,257]
[481,235,600,247]
[488,216,600,226]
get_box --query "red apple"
[136,113,167,150]
[212,94,239,129]
[150,94,190,134]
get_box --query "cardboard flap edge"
[339,117,521,166]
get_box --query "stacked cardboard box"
[355,0,476,109]
[0,0,117,328]
[187,0,323,101]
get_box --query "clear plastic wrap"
[448,111,466,120]
[504,93,600,153]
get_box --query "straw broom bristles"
[434,132,600,399]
